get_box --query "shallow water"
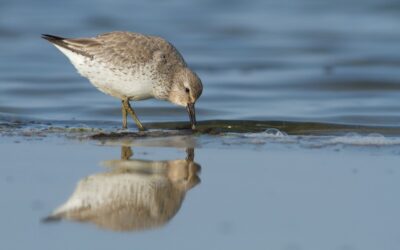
[1,0,400,249]
[1,137,400,250]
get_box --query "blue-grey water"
[1,137,400,250]
[1,0,400,126]
[1,0,400,249]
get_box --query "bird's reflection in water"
[44,146,200,232]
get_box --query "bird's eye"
[185,87,190,93]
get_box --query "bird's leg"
[122,98,145,131]
[121,100,127,129]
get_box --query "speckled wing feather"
[67,32,187,70]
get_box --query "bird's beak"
[186,103,196,130]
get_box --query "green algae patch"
[4,119,400,140]
[146,120,400,136]
[89,120,400,140]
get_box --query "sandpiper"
[42,32,203,131]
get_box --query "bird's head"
[168,67,203,130]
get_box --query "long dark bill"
[186,103,197,130]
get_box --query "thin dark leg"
[121,100,127,129]
[122,99,145,131]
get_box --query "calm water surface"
[1,137,400,250]
[1,0,400,249]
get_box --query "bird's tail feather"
[41,34,66,42]
[41,213,63,223]
[41,34,96,58]
[41,34,72,50]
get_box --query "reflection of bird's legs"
[122,98,145,131]
[121,146,133,160]
[121,101,127,129]
[185,147,200,184]
[186,148,194,162]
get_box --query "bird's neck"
[152,67,184,100]
[152,79,173,100]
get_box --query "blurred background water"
[1,0,400,126]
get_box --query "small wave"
[224,128,294,146]
[243,128,288,138]
[224,130,400,148]
[325,133,400,146]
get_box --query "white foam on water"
[224,128,296,146]
[225,130,400,149]
[243,128,288,138]
[325,133,400,146]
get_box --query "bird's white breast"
[55,45,155,100]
